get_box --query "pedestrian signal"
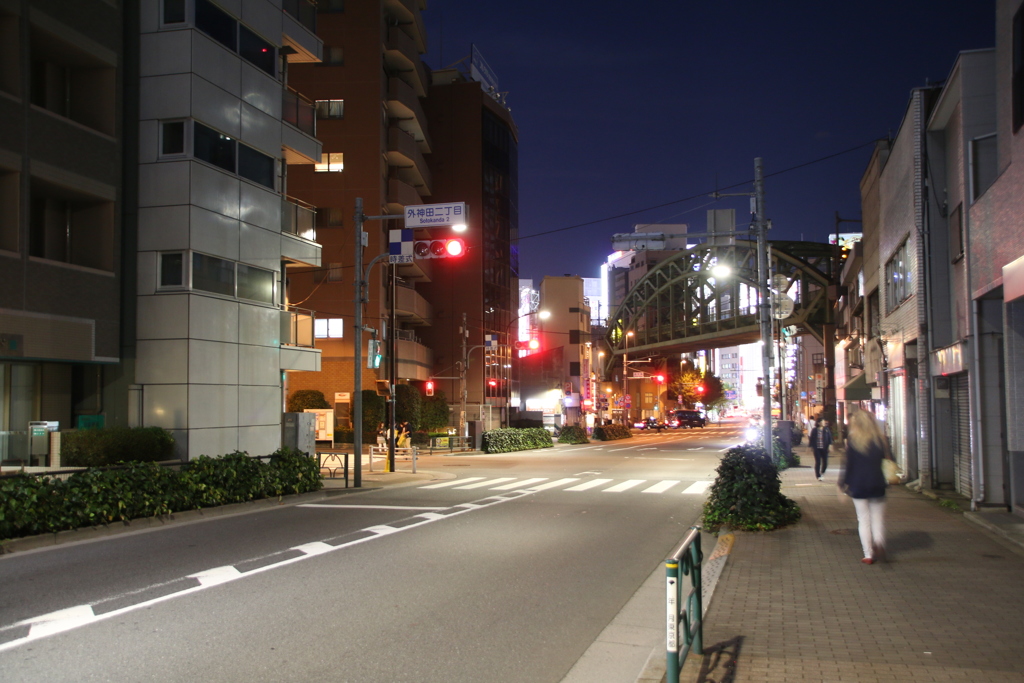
[425,380,435,397]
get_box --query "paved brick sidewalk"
[684,449,1024,683]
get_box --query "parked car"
[673,410,706,428]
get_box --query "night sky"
[421,1,995,282]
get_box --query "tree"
[286,389,330,413]
[670,368,704,408]
[420,391,451,431]
[362,390,385,435]
[701,372,727,411]
[394,384,422,431]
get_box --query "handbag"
[882,458,902,485]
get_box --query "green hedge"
[0,448,321,541]
[60,427,176,468]
[482,428,553,454]
[592,424,632,441]
[558,426,590,444]
[702,445,801,532]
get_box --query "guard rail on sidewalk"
[317,451,349,486]
[665,526,703,683]
[368,446,417,473]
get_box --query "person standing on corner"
[810,418,833,481]
[838,409,891,565]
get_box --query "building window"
[0,170,17,253]
[314,152,344,172]
[318,0,344,12]
[327,262,343,281]
[323,46,344,65]
[161,120,187,156]
[644,392,654,405]
[193,121,236,173]
[159,252,185,287]
[885,240,912,313]
[195,0,236,51]
[238,144,275,189]
[192,252,235,296]
[29,28,116,136]
[949,203,963,262]
[237,263,275,303]
[162,0,186,24]
[29,179,114,271]
[314,318,344,338]
[970,134,997,202]
[239,24,275,76]
[315,99,344,119]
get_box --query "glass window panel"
[238,144,275,188]
[315,99,344,119]
[193,122,236,173]
[163,0,186,24]
[314,318,343,338]
[160,252,184,287]
[313,152,343,172]
[161,121,185,155]
[237,263,275,303]
[239,24,275,76]
[195,0,237,51]
[192,252,234,296]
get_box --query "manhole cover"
[829,528,855,535]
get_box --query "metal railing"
[317,450,349,485]
[282,86,316,137]
[282,0,316,34]
[283,195,316,242]
[282,305,315,348]
[666,526,704,683]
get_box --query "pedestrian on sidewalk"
[809,417,833,480]
[838,409,890,565]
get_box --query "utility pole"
[754,157,774,454]
[352,198,366,488]
[460,312,468,437]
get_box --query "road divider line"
[298,504,446,510]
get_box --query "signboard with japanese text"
[404,203,467,229]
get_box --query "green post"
[666,557,680,683]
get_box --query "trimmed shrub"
[61,426,176,467]
[558,426,590,444]
[0,449,323,541]
[702,445,801,532]
[592,424,632,441]
[421,392,451,431]
[482,428,554,454]
[286,389,330,413]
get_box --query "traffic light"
[367,340,382,369]
[514,338,541,351]
[425,380,434,397]
[653,374,665,384]
[487,378,498,388]
[413,237,466,259]
[695,384,706,395]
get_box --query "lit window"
[314,152,344,172]
[314,318,344,338]
[315,99,345,119]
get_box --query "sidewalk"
[681,445,1024,683]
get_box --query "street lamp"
[623,330,634,424]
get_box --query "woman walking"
[838,409,891,564]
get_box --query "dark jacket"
[840,440,888,499]
[809,426,833,451]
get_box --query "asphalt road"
[0,421,744,683]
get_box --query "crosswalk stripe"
[456,477,516,489]
[527,478,580,491]
[603,479,646,492]
[489,477,548,490]
[642,480,680,494]
[682,481,713,494]
[564,478,614,491]
[420,477,485,489]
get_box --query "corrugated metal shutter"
[950,373,972,498]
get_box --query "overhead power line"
[513,138,880,243]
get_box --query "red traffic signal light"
[653,374,665,384]
[528,338,540,350]
[425,380,434,397]
[514,339,540,351]
[696,384,705,394]
[414,238,466,259]
[487,379,498,387]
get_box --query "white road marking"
[564,478,614,491]
[527,478,580,491]
[419,477,485,489]
[489,477,547,490]
[603,479,646,492]
[299,504,446,510]
[293,541,334,556]
[27,605,96,638]
[681,481,713,494]
[190,566,242,587]
[642,480,680,494]
[456,477,516,489]
[574,470,603,476]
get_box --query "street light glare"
[538,310,551,319]
[711,264,731,279]
[452,222,467,232]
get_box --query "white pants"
[852,497,886,558]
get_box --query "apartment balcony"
[396,334,432,382]
[395,283,433,325]
[280,305,321,371]
[384,26,427,97]
[386,177,421,216]
[386,126,431,194]
[282,0,323,63]
[387,76,431,152]
[281,196,321,267]
[282,87,320,164]
[383,0,427,54]
[395,249,432,282]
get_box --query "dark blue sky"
[422,1,995,282]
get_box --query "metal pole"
[352,198,364,487]
[755,158,773,454]
[388,263,396,472]
[460,311,468,438]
